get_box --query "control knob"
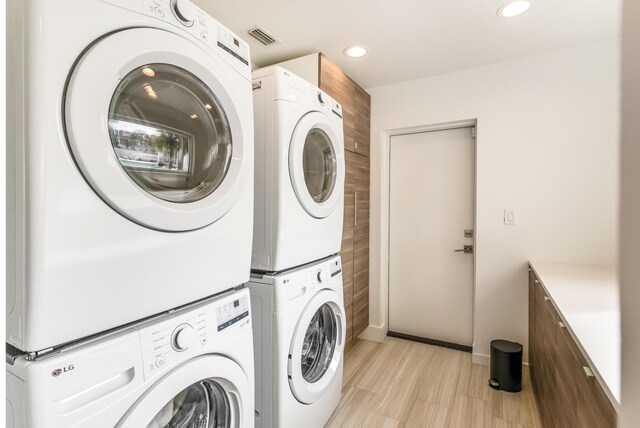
[171,324,196,351]
[171,0,196,26]
[316,269,328,283]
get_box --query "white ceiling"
[194,0,621,89]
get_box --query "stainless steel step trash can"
[488,339,522,392]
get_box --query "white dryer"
[251,66,345,272]
[248,255,346,428]
[6,288,254,428]
[7,0,254,353]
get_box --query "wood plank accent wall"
[319,56,356,153]
[354,85,371,158]
[319,53,371,351]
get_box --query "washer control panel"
[138,289,251,379]
[329,257,342,278]
[309,257,342,285]
[270,256,342,312]
[274,256,342,310]
[171,323,197,351]
[216,295,250,332]
[310,266,330,287]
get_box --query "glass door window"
[287,290,344,404]
[288,112,344,219]
[146,379,230,428]
[300,304,338,383]
[65,27,250,231]
[109,64,232,204]
[302,128,337,204]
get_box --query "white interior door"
[389,127,475,347]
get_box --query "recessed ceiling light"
[143,85,157,99]
[497,0,530,18]
[344,45,368,58]
[142,67,155,77]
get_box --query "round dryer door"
[288,289,345,404]
[65,28,250,231]
[289,111,345,219]
[117,356,251,427]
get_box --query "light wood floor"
[326,337,542,428]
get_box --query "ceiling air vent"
[247,25,281,47]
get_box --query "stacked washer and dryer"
[249,67,348,428]
[7,0,257,426]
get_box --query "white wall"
[366,40,620,362]
[620,1,640,425]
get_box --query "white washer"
[6,288,254,428]
[7,0,254,353]
[248,255,346,428]
[251,66,345,272]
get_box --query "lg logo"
[51,364,75,377]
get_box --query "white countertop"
[529,261,620,407]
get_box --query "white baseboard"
[357,325,387,343]
[472,353,490,366]
[473,353,529,367]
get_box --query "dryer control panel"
[138,289,251,379]
[101,0,250,76]
[313,88,342,120]
[268,67,343,118]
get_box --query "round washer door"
[289,112,345,219]
[65,28,250,231]
[288,289,345,404]
[117,355,251,428]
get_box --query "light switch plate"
[504,209,516,225]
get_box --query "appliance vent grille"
[247,26,281,47]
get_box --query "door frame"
[378,119,478,351]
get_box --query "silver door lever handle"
[454,245,474,254]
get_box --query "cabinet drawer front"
[528,270,537,359]
[538,368,557,428]
[576,364,617,428]
[553,325,582,428]
[534,280,557,363]
[529,269,617,428]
